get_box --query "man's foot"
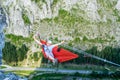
[53,59,58,65]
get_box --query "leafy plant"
[22,13,31,25]
[33,52,40,61]
[6,34,32,46]
[31,0,40,3]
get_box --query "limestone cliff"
[1,0,120,50]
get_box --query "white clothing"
[42,44,55,60]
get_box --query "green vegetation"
[3,34,120,66]
[29,52,42,62]
[5,69,120,80]
[2,42,28,65]
[113,9,120,22]
[41,0,46,3]
[22,13,31,25]
[86,46,120,65]
[90,70,120,79]
[52,0,58,6]
[0,66,7,69]
[82,36,88,42]
[60,45,120,66]
[6,34,32,46]
[113,9,119,17]
[6,70,35,77]
[74,37,80,42]
[41,9,90,28]
[97,0,117,9]
[97,0,119,23]
[31,0,40,3]
[31,70,120,80]
[33,52,41,61]
[40,18,52,23]
[4,33,119,67]
[73,35,114,44]
[3,34,34,65]
[17,44,28,61]
[40,8,115,46]
[31,73,67,80]
[3,42,18,65]
[83,37,111,43]
[31,0,46,3]
[54,9,87,27]
[3,0,119,68]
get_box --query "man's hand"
[37,33,41,39]
[33,34,42,45]
[33,34,37,39]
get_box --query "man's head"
[47,40,52,45]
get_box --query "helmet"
[47,40,52,44]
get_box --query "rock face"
[116,0,120,10]
[0,6,7,65]
[0,0,100,36]
[0,0,120,49]
[0,71,28,80]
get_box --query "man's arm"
[33,35,42,45]
[52,41,64,47]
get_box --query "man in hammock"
[33,34,64,64]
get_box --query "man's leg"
[52,58,58,65]
[48,56,58,65]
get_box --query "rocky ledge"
[0,71,28,80]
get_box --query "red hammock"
[40,40,78,63]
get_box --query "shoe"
[53,59,58,65]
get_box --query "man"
[33,34,64,64]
